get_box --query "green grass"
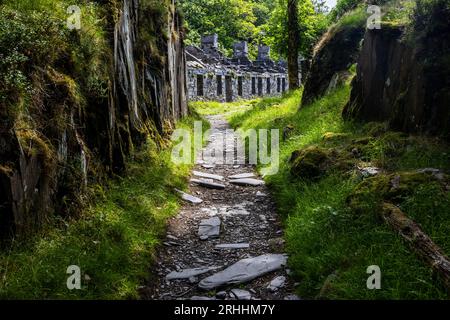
[0,114,207,299]
[193,85,450,299]
[190,100,255,117]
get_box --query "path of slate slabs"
[144,114,300,301]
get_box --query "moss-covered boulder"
[289,146,331,179]
[289,146,355,179]
[347,170,450,214]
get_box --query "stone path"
[145,115,298,300]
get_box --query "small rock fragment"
[198,217,221,240]
[229,173,255,180]
[230,289,252,300]
[267,276,286,292]
[175,189,203,204]
[230,178,265,186]
[191,179,226,190]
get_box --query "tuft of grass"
[0,114,207,299]
[197,84,450,299]
[190,100,255,117]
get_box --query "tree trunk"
[287,0,300,90]
[381,203,450,291]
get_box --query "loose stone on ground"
[150,115,295,300]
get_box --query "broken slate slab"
[230,289,252,300]
[175,189,203,204]
[284,294,301,300]
[358,166,380,177]
[198,254,288,290]
[190,296,216,300]
[229,178,265,186]
[267,276,286,292]
[191,179,226,190]
[193,170,224,181]
[166,266,219,280]
[228,173,255,180]
[215,243,250,249]
[198,217,221,240]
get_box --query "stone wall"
[186,36,290,102]
[187,68,288,102]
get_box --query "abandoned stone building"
[186,35,291,102]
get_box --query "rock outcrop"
[301,18,365,106]
[343,2,450,137]
[0,0,187,239]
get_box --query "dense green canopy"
[179,0,329,59]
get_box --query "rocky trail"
[145,115,299,301]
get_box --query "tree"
[179,0,259,54]
[265,0,328,60]
[288,0,300,89]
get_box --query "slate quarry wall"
[0,0,187,239]
[343,12,450,137]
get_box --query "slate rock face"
[343,19,450,137]
[198,254,288,289]
[302,23,365,106]
[0,0,187,239]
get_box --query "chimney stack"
[201,34,219,53]
[257,45,271,61]
[233,41,249,58]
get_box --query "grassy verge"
[194,85,450,299]
[0,113,208,299]
[190,100,255,117]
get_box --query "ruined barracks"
[186,35,292,102]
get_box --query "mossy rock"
[289,146,355,180]
[347,170,449,214]
[289,146,331,179]
[322,132,349,142]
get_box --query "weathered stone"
[175,189,203,204]
[302,23,365,106]
[198,217,221,240]
[191,178,226,190]
[198,254,288,290]
[284,294,301,300]
[167,234,178,241]
[228,173,255,179]
[215,243,250,249]
[187,34,289,103]
[166,266,218,280]
[216,291,228,299]
[230,178,265,186]
[256,191,267,197]
[225,204,250,216]
[189,276,198,284]
[190,296,215,300]
[343,21,450,136]
[358,166,380,177]
[193,170,224,181]
[230,289,252,300]
[267,276,286,292]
